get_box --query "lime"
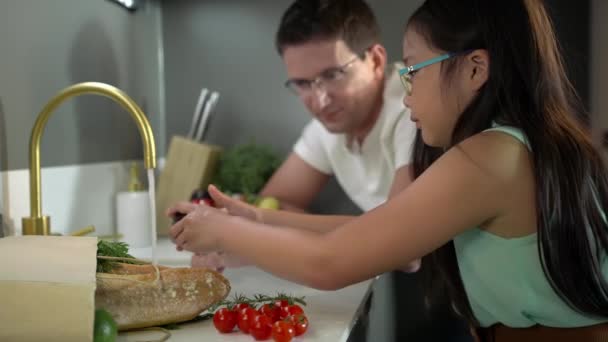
[94,309,118,342]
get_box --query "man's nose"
[311,86,331,109]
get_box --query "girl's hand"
[207,185,262,222]
[167,201,228,254]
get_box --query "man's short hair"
[275,0,381,56]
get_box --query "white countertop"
[118,239,373,342]
[128,237,196,267]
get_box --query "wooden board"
[156,136,222,235]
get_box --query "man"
[194,0,418,273]
[194,1,472,341]
[259,0,414,215]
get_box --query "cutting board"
[0,235,97,342]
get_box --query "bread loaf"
[95,263,230,330]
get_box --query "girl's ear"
[466,49,489,91]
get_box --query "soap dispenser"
[116,163,151,247]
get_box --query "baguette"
[95,263,230,330]
[109,262,170,275]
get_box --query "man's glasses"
[399,52,459,96]
[284,55,360,96]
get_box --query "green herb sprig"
[96,240,136,273]
[208,292,306,312]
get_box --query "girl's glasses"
[399,52,459,96]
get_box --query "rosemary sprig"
[96,240,137,273]
[208,292,306,312]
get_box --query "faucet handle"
[70,225,96,236]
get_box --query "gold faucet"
[22,82,156,235]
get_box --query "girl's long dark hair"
[409,0,608,324]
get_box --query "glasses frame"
[284,55,361,96]
[398,52,459,96]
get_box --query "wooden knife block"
[156,136,222,236]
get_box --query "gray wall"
[162,0,421,153]
[161,0,424,214]
[0,0,164,171]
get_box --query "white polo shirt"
[293,63,417,211]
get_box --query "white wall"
[0,0,164,237]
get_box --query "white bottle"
[116,163,151,248]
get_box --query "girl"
[168,0,608,340]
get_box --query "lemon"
[94,309,118,342]
[256,196,280,210]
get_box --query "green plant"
[212,142,281,196]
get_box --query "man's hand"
[208,185,261,221]
[259,153,330,212]
[191,252,226,271]
[191,251,251,272]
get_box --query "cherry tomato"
[202,197,215,207]
[286,314,309,336]
[274,299,289,309]
[250,314,273,340]
[259,303,281,323]
[280,304,304,319]
[237,307,259,334]
[234,303,251,311]
[272,321,295,342]
[212,308,237,333]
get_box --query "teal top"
[454,125,608,328]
